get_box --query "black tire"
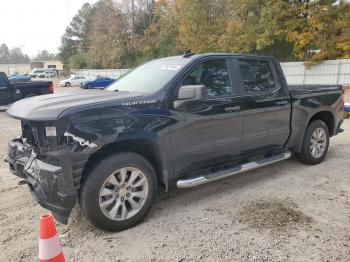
[79,152,158,231]
[65,82,71,87]
[296,120,330,165]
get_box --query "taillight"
[49,83,54,93]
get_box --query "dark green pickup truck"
[6,53,344,231]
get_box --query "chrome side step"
[177,151,292,189]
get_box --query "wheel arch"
[288,109,335,154]
[307,110,335,135]
[82,138,165,190]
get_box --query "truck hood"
[7,90,141,121]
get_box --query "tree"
[58,0,350,68]
[87,0,121,68]
[175,0,230,53]
[34,50,57,60]
[287,0,350,64]
[68,52,88,68]
[9,48,30,63]
[137,0,181,61]
[58,3,95,67]
[0,44,10,64]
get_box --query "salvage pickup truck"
[6,53,344,231]
[0,72,53,106]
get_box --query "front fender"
[61,110,177,190]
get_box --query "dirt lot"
[0,85,349,261]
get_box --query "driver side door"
[169,58,243,177]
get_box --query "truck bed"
[288,84,343,94]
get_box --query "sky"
[0,0,98,57]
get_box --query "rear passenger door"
[170,58,243,176]
[236,58,291,153]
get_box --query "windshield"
[105,58,189,93]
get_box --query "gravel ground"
[0,85,349,261]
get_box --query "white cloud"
[0,0,98,57]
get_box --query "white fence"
[70,69,130,79]
[281,59,350,86]
[71,59,350,86]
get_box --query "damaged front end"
[7,120,97,224]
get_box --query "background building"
[30,60,63,70]
[0,60,64,75]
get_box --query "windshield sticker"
[160,65,182,71]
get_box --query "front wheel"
[79,152,158,231]
[296,120,330,165]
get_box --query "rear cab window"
[237,60,276,94]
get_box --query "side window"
[183,59,232,98]
[238,60,276,94]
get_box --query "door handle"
[276,101,288,106]
[224,106,240,112]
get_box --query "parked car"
[80,76,114,89]
[38,71,56,78]
[344,103,350,118]
[0,72,53,106]
[59,76,87,87]
[6,53,344,231]
[8,74,31,82]
[30,68,55,78]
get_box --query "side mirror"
[174,85,207,109]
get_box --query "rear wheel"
[79,152,158,231]
[296,120,329,165]
[65,82,71,87]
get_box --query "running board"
[177,151,292,189]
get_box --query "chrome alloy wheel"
[310,127,327,158]
[99,167,149,221]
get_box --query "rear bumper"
[7,139,77,224]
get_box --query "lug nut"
[127,186,131,190]
[126,193,130,197]
[121,197,124,201]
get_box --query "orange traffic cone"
[38,213,65,262]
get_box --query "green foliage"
[34,50,57,61]
[58,0,350,69]
[68,53,88,69]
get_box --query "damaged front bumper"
[7,138,77,224]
